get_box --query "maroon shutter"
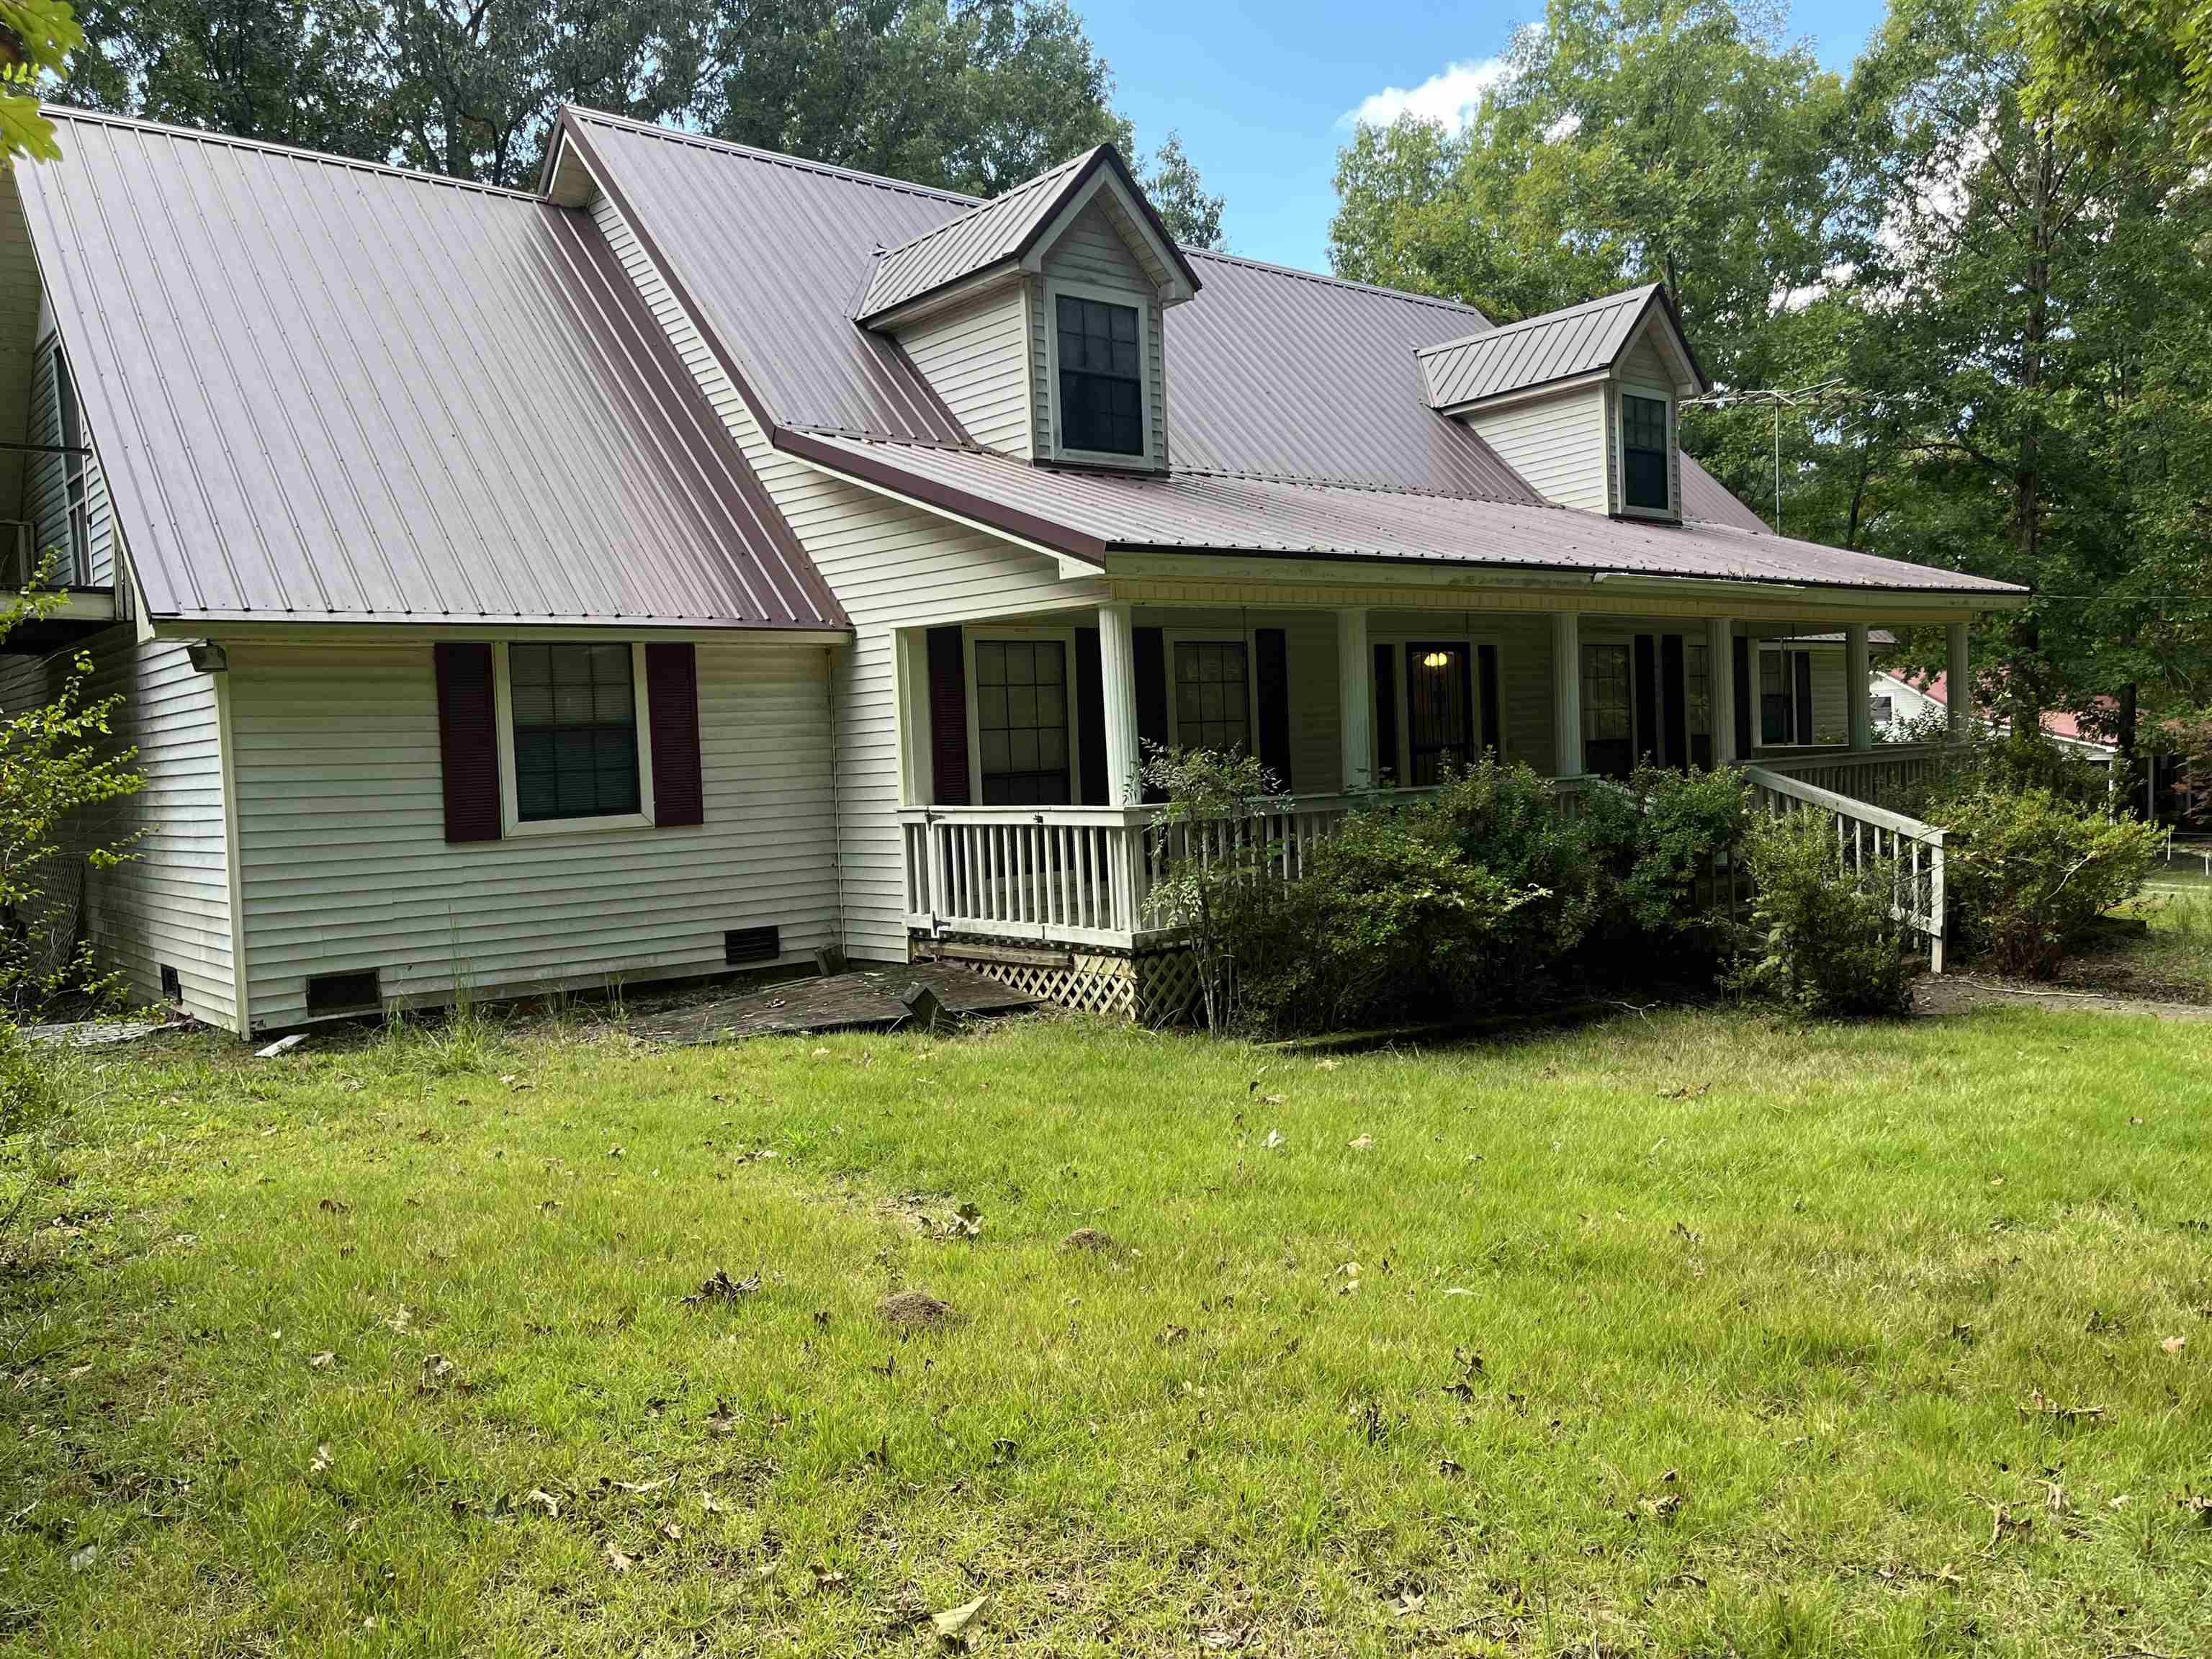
[433,642,501,844]
[1254,626,1292,793]
[926,626,970,805]
[646,642,704,827]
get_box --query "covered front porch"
[890,580,1978,966]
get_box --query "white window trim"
[492,640,658,837]
[1614,379,1677,521]
[963,626,1083,806]
[1043,276,1156,470]
[1756,641,1819,749]
[1578,637,1636,768]
[1373,632,1507,786]
[1161,628,1262,754]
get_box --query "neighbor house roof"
[1416,284,1709,411]
[792,432,2026,593]
[854,145,1201,324]
[19,107,845,631]
[1889,672,2113,747]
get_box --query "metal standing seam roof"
[853,145,1201,324]
[792,433,2026,595]
[1418,284,1708,410]
[17,107,845,630]
[563,106,1543,502]
[559,106,2013,598]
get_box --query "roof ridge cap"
[1415,284,1659,359]
[1181,247,1493,318]
[41,102,544,201]
[566,105,984,209]
[1172,463,1548,505]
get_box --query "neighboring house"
[1873,671,2117,763]
[0,107,2026,1031]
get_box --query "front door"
[1406,642,1474,784]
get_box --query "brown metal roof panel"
[794,432,2026,595]
[857,150,1090,319]
[19,109,845,629]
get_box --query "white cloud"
[1340,57,1512,134]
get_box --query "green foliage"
[1165,755,1750,1035]
[1208,803,1547,1035]
[1,562,143,1015]
[0,0,84,160]
[69,0,1226,220]
[1934,786,2160,977]
[1735,809,1914,1017]
[1138,744,1281,1030]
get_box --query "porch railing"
[1753,743,1948,809]
[1743,765,1947,971]
[903,764,1948,971]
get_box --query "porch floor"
[629,962,1038,1045]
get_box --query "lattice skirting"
[913,935,1202,1025]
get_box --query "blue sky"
[1079,0,1892,274]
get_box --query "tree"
[1,0,85,159]
[1138,130,1223,248]
[2019,0,2212,161]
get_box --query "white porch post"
[894,627,930,806]
[1707,616,1736,764]
[1337,607,1372,791]
[1552,610,1584,777]
[1097,601,1141,806]
[1845,623,1873,752]
[1946,621,1972,745]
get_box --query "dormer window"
[1054,289,1146,458]
[1621,393,1671,513]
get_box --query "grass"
[3,1002,2211,1657]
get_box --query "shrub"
[1735,809,1913,1018]
[1212,806,1547,1034]
[1601,764,1753,954]
[1138,745,1282,1030]
[1405,757,1606,962]
[1934,786,2159,977]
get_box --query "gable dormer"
[1418,284,1708,521]
[855,148,1200,472]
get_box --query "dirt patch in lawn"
[1916,972,2212,1022]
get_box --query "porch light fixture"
[186,640,229,674]
[1420,649,1452,670]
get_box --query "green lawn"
[4,1004,2210,1657]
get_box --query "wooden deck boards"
[630,963,1038,1046]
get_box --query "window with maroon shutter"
[645,642,703,827]
[433,642,501,842]
[925,626,969,805]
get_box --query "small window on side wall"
[1622,392,1670,513]
[510,643,641,822]
[1056,293,1143,457]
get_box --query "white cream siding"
[0,628,235,1025]
[1130,608,1341,791]
[1031,199,1169,467]
[896,286,1033,457]
[588,186,1105,962]
[1463,385,1610,513]
[227,639,840,1029]
[19,294,117,587]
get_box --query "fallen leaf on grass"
[318,1197,350,1215]
[1437,1455,1465,1478]
[703,1398,740,1436]
[932,1594,987,1642]
[808,1562,849,1591]
[420,1354,455,1388]
[1346,1134,1373,1151]
[523,1488,560,1518]
[699,1492,726,1516]
[611,1475,674,1495]
[1262,1130,1285,1151]
[2162,1334,2188,1354]
[2018,1388,2104,1424]
[1388,1590,1424,1617]
[68,1544,96,1573]
[307,1351,336,1371]
[1198,1626,1249,1651]
[659,1521,683,1542]
[310,1444,334,1475]
[606,1543,633,1573]
[385,1305,413,1335]
[498,1074,535,1092]
[682,1269,762,1307]
[2177,1491,2212,1527]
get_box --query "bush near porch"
[4,1008,2208,1658]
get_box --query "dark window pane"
[974,638,1071,804]
[1056,293,1144,456]
[1173,641,1249,754]
[1622,393,1670,511]
[511,643,639,822]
